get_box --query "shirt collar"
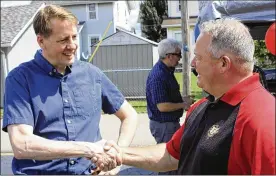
[220,73,262,106]
[158,60,175,74]
[34,49,72,76]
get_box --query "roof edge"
[116,27,158,46]
[1,43,11,47]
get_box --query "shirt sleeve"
[166,123,185,160]
[148,80,169,104]
[100,72,125,114]
[2,73,34,132]
[236,105,275,174]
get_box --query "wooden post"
[180,0,191,96]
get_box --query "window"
[88,35,100,52]
[174,32,182,42]
[89,36,99,47]
[88,3,97,20]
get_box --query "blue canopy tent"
[193,1,276,94]
[194,1,275,41]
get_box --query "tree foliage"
[254,40,276,68]
[139,0,168,42]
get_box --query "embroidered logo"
[207,124,220,138]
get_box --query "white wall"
[152,46,159,66]
[167,26,195,45]
[7,24,40,72]
[114,1,130,30]
[168,1,199,18]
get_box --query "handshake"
[88,140,123,174]
[182,95,195,111]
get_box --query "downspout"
[1,49,8,108]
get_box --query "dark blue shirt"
[2,49,125,175]
[146,60,183,122]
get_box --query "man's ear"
[37,34,45,48]
[219,55,231,73]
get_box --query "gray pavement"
[1,113,186,175]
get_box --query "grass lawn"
[174,72,203,101]
[129,73,203,113]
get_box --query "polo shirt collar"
[158,60,175,74]
[219,73,262,106]
[34,49,72,76]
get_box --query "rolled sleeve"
[2,73,34,132]
[100,72,125,114]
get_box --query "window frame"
[87,34,101,52]
[178,0,181,12]
[87,3,98,20]
[173,30,182,42]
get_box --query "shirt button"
[64,99,68,103]
[67,120,71,124]
[70,160,75,165]
[49,72,53,76]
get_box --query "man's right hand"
[182,95,195,111]
[91,140,123,172]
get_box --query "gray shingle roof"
[1,2,44,47]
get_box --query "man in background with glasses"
[145,38,194,175]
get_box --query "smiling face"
[191,32,221,93]
[37,18,78,70]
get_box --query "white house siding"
[168,1,199,18]
[152,45,159,66]
[6,24,40,72]
[114,1,130,30]
[167,26,196,57]
[165,1,199,59]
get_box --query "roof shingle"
[1,2,43,46]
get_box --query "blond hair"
[33,5,78,38]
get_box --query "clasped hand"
[91,141,122,172]
[182,95,195,111]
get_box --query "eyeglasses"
[166,53,182,58]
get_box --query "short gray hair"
[200,18,254,70]
[158,39,182,59]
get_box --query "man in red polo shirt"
[91,18,275,175]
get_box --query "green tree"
[254,40,276,68]
[139,0,168,42]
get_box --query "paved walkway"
[1,113,185,175]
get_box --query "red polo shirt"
[166,74,275,174]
